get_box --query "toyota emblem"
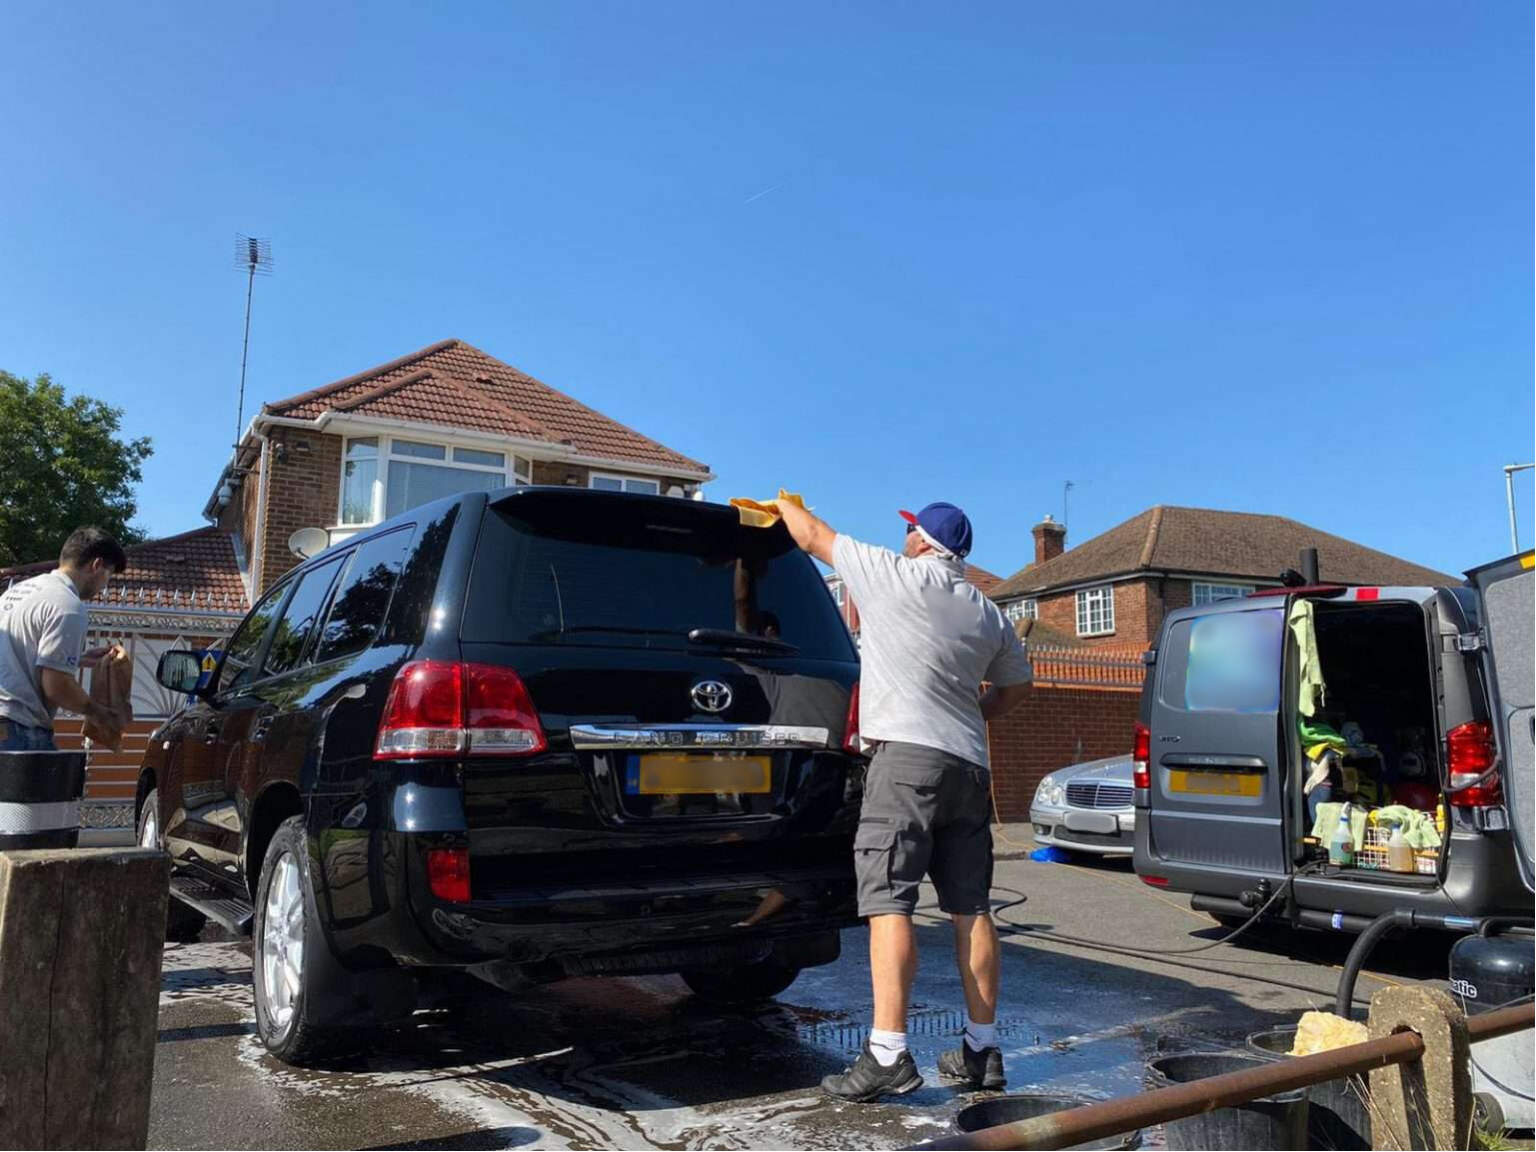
[690,680,733,713]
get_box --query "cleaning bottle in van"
[1388,825,1414,873]
[1329,803,1355,867]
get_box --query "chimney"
[1033,514,1066,566]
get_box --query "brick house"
[207,338,714,596]
[0,337,709,838]
[988,506,1455,648]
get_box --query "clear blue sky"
[3,2,1531,580]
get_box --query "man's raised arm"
[775,499,838,566]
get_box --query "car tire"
[252,816,368,1065]
[680,959,802,1005]
[137,788,207,944]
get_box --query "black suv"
[139,488,864,1063]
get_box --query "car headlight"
[1049,783,1065,806]
[1036,778,1063,807]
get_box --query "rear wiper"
[687,627,800,656]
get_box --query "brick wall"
[257,429,342,593]
[1034,577,1164,648]
[530,460,590,487]
[987,685,1142,820]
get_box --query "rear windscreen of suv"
[463,494,857,660]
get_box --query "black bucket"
[0,750,86,850]
[1247,1025,1371,1150]
[956,1094,1140,1150]
[1147,1052,1308,1151]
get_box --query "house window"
[1004,599,1037,623]
[1193,581,1256,606]
[340,438,380,525]
[828,580,845,608]
[340,436,533,526]
[1076,586,1115,637]
[590,473,662,495]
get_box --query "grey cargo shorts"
[855,741,994,918]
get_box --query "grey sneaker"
[821,1042,924,1102]
[938,1042,1006,1090]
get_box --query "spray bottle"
[1328,802,1355,867]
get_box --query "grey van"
[1132,552,1534,931]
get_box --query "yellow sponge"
[1289,1010,1368,1056]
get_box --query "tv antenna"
[1063,480,1075,529]
[234,234,273,446]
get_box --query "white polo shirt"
[832,535,1031,768]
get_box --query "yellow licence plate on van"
[1169,770,1263,797]
[632,754,772,795]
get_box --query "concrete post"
[1367,985,1473,1151]
[0,848,168,1149]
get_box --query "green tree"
[0,371,153,568]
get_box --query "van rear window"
[1161,607,1283,713]
[462,496,856,661]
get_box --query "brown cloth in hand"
[82,645,132,752]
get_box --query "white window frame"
[1192,581,1256,606]
[828,579,845,608]
[1003,598,1037,624]
[1076,585,1115,637]
[588,471,663,495]
[337,435,533,528]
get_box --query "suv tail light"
[843,682,861,754]
[1447,721,1501,807]
[426,847,471,902]
[1133,722,1151,790]
[375,660,547,759]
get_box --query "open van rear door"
[1141,597,1290,881]
[1467,551,1535,894]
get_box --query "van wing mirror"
[156,650,206,696]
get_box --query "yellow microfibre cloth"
[729,489,806,528]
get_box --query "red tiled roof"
[964,563,1004,594]
[988,505,1456,600]
[264,339,709,475]
[0,526,248,612]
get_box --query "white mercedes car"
[1030,754,1136,857]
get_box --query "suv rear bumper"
[314,819,860,969]
[424,861,859,965]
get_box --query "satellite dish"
[288,527,330,560]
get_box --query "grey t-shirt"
[832,535,1031,768]
[0,571,88,729]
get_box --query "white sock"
[964,1018,998,1051]
[868,1028,908,1067]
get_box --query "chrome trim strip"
[569,723,832,750]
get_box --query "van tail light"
[426,847,471,902]
[375,660,547,759]
[1133,722,1151,790]
[843,682,862,754]
[1446,721,1501,807]
[1141,875,1169,887]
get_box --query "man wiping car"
[770,497,1033,1102]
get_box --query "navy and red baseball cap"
[899,502,973,558]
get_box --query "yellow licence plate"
[632,754,772,795]
[1168,770,1263,797]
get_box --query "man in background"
[0,527,127,750]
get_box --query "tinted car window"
[463,494,855,661]
[220,579,290,693]
[1159,606,1283,713]
[264,556,345,677]
[313,529,413,662]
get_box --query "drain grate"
[797,1007,1033,1054]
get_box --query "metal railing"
[911,1001,1534,1151]
[1026,643,1147,690]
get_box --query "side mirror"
[156,650,206,696]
